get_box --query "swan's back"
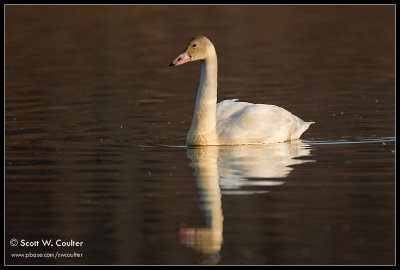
[216,99,314,145]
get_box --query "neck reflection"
[180,140,314,264]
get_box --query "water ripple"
[304,136,395,145]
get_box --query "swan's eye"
[193,44,197,48]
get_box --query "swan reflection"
[179,140,314,264]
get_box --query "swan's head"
[169,36,216,67]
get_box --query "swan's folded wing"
[216,100,307,144]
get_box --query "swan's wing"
[216,99,241,119]
[217,99,310,144]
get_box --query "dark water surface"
[5,5,395,265]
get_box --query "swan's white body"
[169,36,314,146]
[216,99,312,145]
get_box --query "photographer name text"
[18,239,83,247]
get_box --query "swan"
[169,35,314,145]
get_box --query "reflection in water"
[179,140,314,264]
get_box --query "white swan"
[169,35,314,146]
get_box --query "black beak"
[168,62,175,67]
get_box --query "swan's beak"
[169,52,190,67]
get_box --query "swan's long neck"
[187,54,218,145]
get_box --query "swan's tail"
[291,121,315,140]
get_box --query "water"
[5,5,395,265]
